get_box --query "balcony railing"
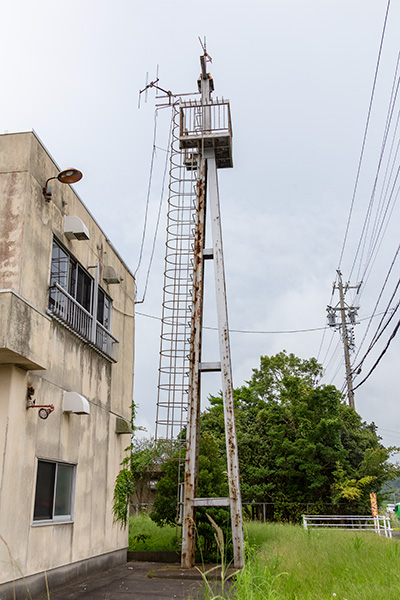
[48,283,119,362]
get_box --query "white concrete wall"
[0,132,135,586]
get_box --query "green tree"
[151,431,230,558]
[201,351,399,518]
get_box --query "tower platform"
[179,99,233,168]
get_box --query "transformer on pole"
[154,49,244,569]
[327,270,361,409]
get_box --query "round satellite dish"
[57,168,83,184]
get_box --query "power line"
[352,244,400,365]
[135,311,387,335]
[359,53,400,283]
[138,110,173,303]
[351,54,400,282]
[353,317,400,391]
[338,0,392,271]
[135,310,328,333]
[352,294,399,376]
[133,109,159,278]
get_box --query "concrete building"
[0,132,135,598]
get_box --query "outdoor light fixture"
[38,406,55,419]
[26,402,55,419]
[43,168,83,201]
[26,386,55,419]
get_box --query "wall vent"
[64,216,90,241]
[63,391,90,415]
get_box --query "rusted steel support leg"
[181,163,207,568]
[205,148,245,569]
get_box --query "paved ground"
[36,561,234,600]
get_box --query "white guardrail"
[302,515,392,538]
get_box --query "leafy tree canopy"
[201,351,399,514]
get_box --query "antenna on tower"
[138,66,173,108]
[198,36,212,64]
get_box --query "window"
[48,238,118,361]
[49,238,112,329]
[97,288,111,328]
[49,239,93,314]
[33,460,75,523]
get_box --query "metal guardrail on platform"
[302,514,393,538]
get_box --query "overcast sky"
[1,0,399,457]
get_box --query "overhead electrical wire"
[135,311,386,335]
[357,54,400,283]
[330,355,345,386]
[319,328,337,368]
[351,244,399,366]
[337,0,392,272]
[321,1,393,379]
[323,338,342,381]
[138,111,173,303]
[353,317,400,391]
[321,0,399,396]
[133,109,159,279]
[352,286,400,376]
[350,53,400,282]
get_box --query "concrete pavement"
[35,561,235,600]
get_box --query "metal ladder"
[155,103,198,450]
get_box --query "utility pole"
[327,270,361,409]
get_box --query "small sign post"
[370,492,379,534]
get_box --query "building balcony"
[48,283,119,363]
[0,290,50,370]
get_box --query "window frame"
[49,237,112,331]
[32,458,76,526]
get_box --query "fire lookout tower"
[155,49,244,569]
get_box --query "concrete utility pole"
[327,270,361,410]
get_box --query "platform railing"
[179,99,232,140]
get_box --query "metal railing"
[48,283,119,362]
[95,320,119,362]
[179,99,232,141]
[302,514,393,538]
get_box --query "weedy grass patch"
[201,522,400,600]
[128,513,178,551]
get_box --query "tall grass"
[203,522,400,600]
[128,513,178,551]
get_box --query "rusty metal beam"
[181,161,207,569]
[205,147,245,569]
